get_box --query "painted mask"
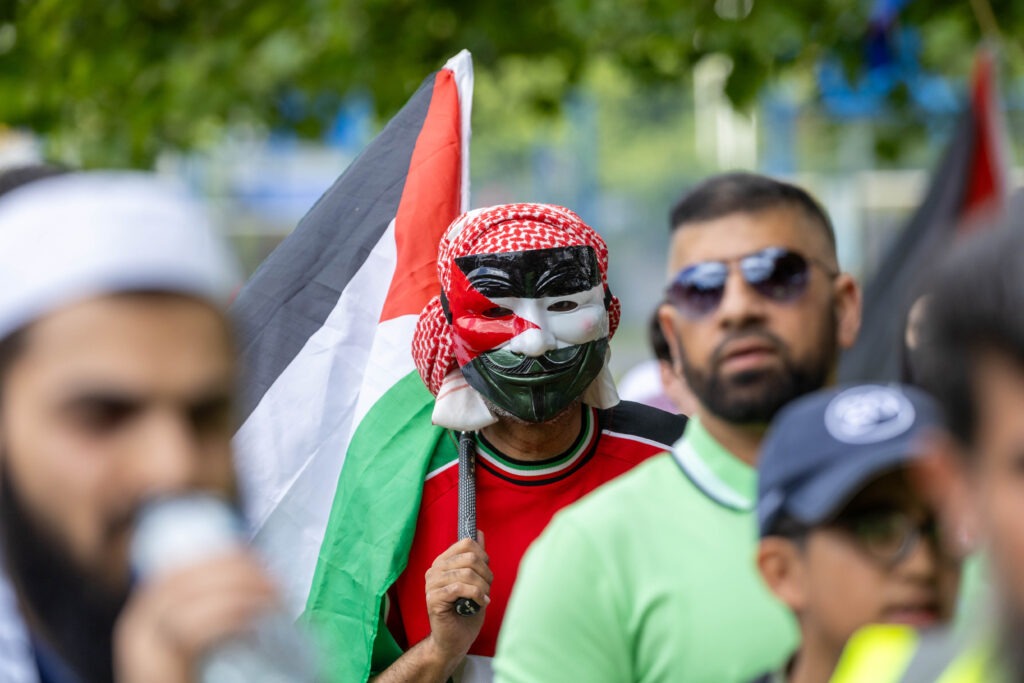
[445,245,610,422]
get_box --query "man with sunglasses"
[495,172,861,682]
[751,384,960,683]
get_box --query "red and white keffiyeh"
[413,203,620,430]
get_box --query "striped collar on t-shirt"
[670,415,756,512]
[474,405,600,486]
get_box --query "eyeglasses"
[831,508,942,568]
[664,247,837,319]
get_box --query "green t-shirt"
[494,417,798,683]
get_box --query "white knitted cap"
[0,171,239,337]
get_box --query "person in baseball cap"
[749,383,962,683]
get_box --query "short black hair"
[761,512,812,548]
[669,172,836,251]
[921,226,1024,447]
[648,309,671,364]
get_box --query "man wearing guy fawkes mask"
[448,244,611,424]
[366,204,688,683]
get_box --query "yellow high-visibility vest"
[830,625,996,683]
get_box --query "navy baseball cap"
[757,383,942,538]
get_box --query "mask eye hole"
[547,300,578,312]
[482,306,513,319]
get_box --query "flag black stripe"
[838,103,976,383]
[232,73,439,421]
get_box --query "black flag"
[839,47,1009,382]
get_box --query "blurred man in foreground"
[495,172,862,682]
[751,384,960,683]
[0,173,280,683]
[832,228,1024,682]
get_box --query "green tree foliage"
[0,0,1015,167]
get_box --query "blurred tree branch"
[0,0,1017,167]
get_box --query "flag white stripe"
[234,219,398,616]
[444,49,473,216]
[351,315,418,427]
[237,51,473,622]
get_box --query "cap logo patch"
[824,386,916,445]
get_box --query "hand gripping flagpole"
[455,430,481,616]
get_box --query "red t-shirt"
[384,401,687,659]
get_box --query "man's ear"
[757,537,807,612]
[834,273,862,351]
[912,431,979,558]
[657,304,684,377]
[658,359,681,397]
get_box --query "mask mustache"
[480,345,583,376]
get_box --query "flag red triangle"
[381,68,463,322]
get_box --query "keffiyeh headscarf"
[412,203,620,430]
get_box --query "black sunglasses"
[665,247,837,319]
[831,508,943,568]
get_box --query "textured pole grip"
[455,430,480,617]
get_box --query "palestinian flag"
[230,51,473,679]
[839,46,1009,382]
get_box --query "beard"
[679,314,837,425]
[0,461,130,683]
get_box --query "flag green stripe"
[304,370,443,683]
